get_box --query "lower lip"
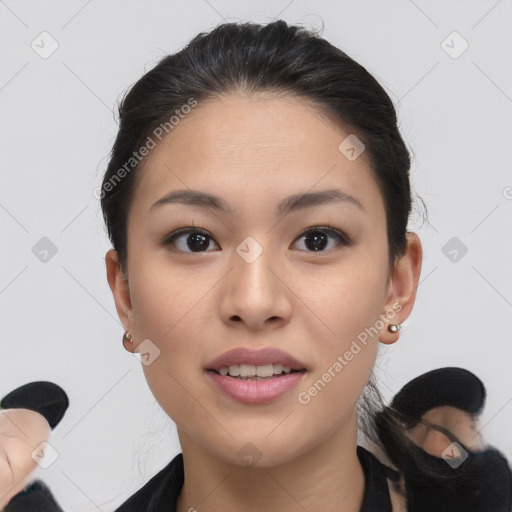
[206,370,306,403]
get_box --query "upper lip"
[205,347,307,372]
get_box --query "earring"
[123,332,133,343]
[388,323,402,333]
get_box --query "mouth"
[205,347,308,376]
[204,347,308,402]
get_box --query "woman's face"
[107,92,419,467]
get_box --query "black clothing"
[4,480,65,512]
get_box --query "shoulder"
[113,453,184,512]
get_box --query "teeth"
[273,364,284,374]
[217,364,295,377]
[228,365,240,376]
[241,364,256,377]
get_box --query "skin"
[106,92,422,512]
[0,408,51,508]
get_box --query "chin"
[207,436,306,469]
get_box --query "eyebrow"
[149,188,365,216]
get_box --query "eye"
[291,226,350,253]
[162,228,220,253]
[162,225,350,254]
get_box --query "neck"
[176,414,366,512]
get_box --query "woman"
[101,20,511,511]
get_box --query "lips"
[205,347,307,373]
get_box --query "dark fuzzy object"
[4,480,65,512]
[0,382,68,430]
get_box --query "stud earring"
[388,323,402,333]
[123,332,133,343]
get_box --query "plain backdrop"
[1,0,511,510]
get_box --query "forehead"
[130,92,383,218]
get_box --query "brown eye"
[292,227,350,252]
[163,228,220,253]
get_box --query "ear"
[105,249,136,352]
[379,232,423,345]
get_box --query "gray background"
[1,0,511,509]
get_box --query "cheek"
[299,328,378,417]
[132,265,213,419]
[129,258,180,337]
[141,341,209,434]
[295,260,385,409]
[130,247,208,332]
[303,263,387,356]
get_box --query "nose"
[219,243,293,331]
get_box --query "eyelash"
[161,224,351,254]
